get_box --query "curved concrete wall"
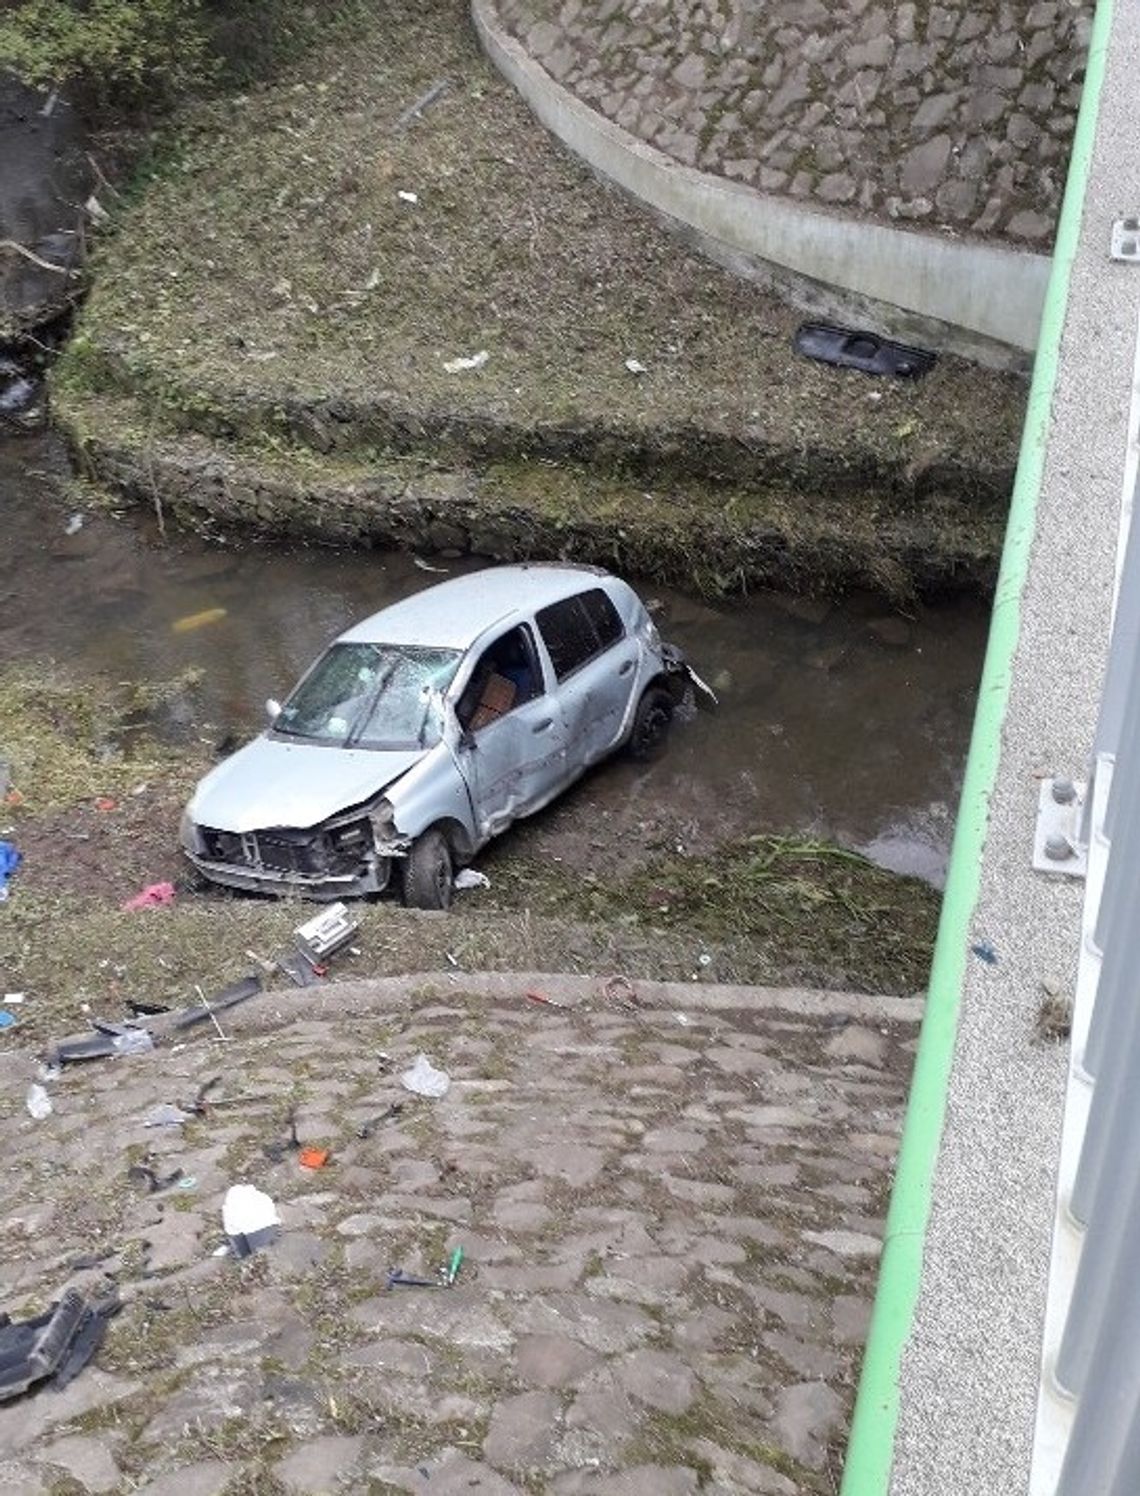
[473,0,1051,368]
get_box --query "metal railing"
[1033,463,1140,1494]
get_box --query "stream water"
[2,435,989,886]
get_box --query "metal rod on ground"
[194,985,227,1042]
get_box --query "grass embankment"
[54,0,1024,599]
[0,664,938,1049]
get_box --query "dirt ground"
[0,973,920,1495]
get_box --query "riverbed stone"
[136,1463,233,1496]
[515,1333,600,1387]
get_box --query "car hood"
[188,735,426,833]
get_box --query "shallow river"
[2,436,988,886]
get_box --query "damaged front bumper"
[182,815,397,901]
[661,643,718,709]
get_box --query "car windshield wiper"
[345,657,401,749]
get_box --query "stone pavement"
[492,0,1092,243]
[0,975,919,1494]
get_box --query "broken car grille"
[201,827,355,877]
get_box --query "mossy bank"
[53,0,1025,600]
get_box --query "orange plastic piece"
[94,797,117,812]
[298,1146,330,1170]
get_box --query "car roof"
[337,563,616,649]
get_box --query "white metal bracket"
[1033,777,1089,877]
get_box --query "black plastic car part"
[0,1288,119,1403]
[794,323,937,378]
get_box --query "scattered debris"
[263,1107,301,1163]
[525,989,568,1009]
[0,841,22,902]
[624,357,648,375]
[397,189,419,204]
[276,949,326,987]
[171,607,227,634]
[4,993,25,1005]
[442,350,489,373]
[794,322,937,379]
[0,1011,16,1030]
[0,1287,120,1403]
[222,1184,280,1257]
[295,903,358,966]
[94,797,117,812]
[413,556,449,573]
[170,975,261,1031]
[357,1101,403,1139]
[454,868,490,891]
[122,881,175,912]
[298,1146,331,1170]
[47,1023,155,1066]
[84,193,110,226]
[1036,980,1073,1042]
[129,1162,184,1193]
[395,77,450,129]
[603,974,639,1012]
[676,1013,692,1026]
[400,1053,451,1099]
[971,940,998,966]
[25,1084,52,1120]
[64,513,84,536]
[387,1246,463,1291]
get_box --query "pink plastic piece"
[122,881,176,912]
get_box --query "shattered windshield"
[275,642,461,749]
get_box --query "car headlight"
[180,811,203,854]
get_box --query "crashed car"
[181,563,710,908]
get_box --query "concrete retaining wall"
[473,0,1051,368]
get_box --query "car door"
[452,623,569,838]
[535,588,639,765]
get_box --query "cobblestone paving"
[0,977,917,1494]
[491,0,1092,243]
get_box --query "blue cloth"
[0,840,21,901]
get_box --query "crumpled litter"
[26,1084,52,1120]
[222,1184,281,1257]
[0,841,22,902]
[442,350,489,374]
[454,868,490,891]
[122,881,175,912]
[400,1053,451,1099]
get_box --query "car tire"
[403,827,454,910]
[628,685,675,762]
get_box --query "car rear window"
[536,588,625,681]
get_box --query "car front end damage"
[180,800,412,901]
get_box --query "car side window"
[580,588,624,649]
[537,589,624,681]
[456,624,542,733]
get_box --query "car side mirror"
[266,698,282,724]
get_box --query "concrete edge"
[472,0,1049,368]
[174,971,925,1041]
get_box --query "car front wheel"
[403,827,454,910]
[629,685,675,762]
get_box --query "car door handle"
[532,718,554,733]
[619,660,635,675]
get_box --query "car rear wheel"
[629,685,675,762]
[403,827,454,910]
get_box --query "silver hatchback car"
[180,563,708,908]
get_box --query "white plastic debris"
[397,190,419,204]
[112,1029,154,1057]
[4,992,25,1005]
[676,1013,691,1026]
[400,1053,451,1099]
[26,1084,52,1120]
[413,556,449,574]
[65,513,84,536]
[454,869,490,891]
[442,350,489,374]
[624,357,648,375]
[222,1184,280,1256]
